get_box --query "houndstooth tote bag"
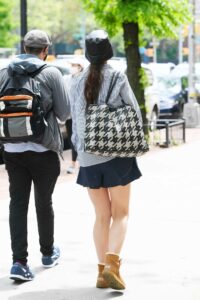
[84,72,149,157]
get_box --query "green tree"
[0,0,17,47]
[157,39,179,64]
[83,0,191,125]
[12,0,98,54]
[23,0,97,48]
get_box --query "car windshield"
[157,76,181,95]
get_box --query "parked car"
[142,65,160,130]
[157,75,187,118]
[171,62,200,103]
[146,62,175,77]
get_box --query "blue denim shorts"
[77,157,142,189]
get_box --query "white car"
[143,65,160,130]
[171,62,200,103]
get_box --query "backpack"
[0,65,48,143]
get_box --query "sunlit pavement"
[0,128,200,300]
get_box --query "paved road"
[0,129,200,300]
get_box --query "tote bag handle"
[105,71,119,105]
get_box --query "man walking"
[0,29,70,281]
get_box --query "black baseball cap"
[85,30,113,64]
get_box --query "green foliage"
[157,39,179,63]
[83,0,191,130]
[83,0,191,38]
[24,0,97,44]
[27,0,81,43]
[0,0,18,47]
[110,30,124,56]
[139,67,149,90]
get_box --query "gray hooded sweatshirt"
[0,54,70,153]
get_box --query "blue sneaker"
[10,262,34,281]
[42,246,60,268]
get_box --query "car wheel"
[174,103,184,119]
[149,108,158,131]
[179,104,184,118]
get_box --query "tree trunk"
[123,22,148,131]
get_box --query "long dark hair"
[84,63,104,106]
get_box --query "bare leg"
[108,184,131,254]
[87,188,111,263]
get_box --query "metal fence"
[148,118,186,148]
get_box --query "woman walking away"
[64,57,84,174]
[69,29,142,290]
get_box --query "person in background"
[0,29,70,281]
[64,57,84,174]
[68,30,142,290]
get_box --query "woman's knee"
[111,207,129,221]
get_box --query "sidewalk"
[0,128,200,300]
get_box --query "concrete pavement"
[0,128,200,300]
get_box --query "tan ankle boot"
[96,263,109,288]
[102,253,126,290]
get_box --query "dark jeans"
[3,150,60,264]
[65,119,77,162]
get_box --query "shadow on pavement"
[0,266,48,292]
[8,288,124,300]
[0,276,28,292]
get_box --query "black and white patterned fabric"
[84,104,149,157]
[69,64,146,166]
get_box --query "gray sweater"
[69,64,142,167]
[0,54,70,153]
